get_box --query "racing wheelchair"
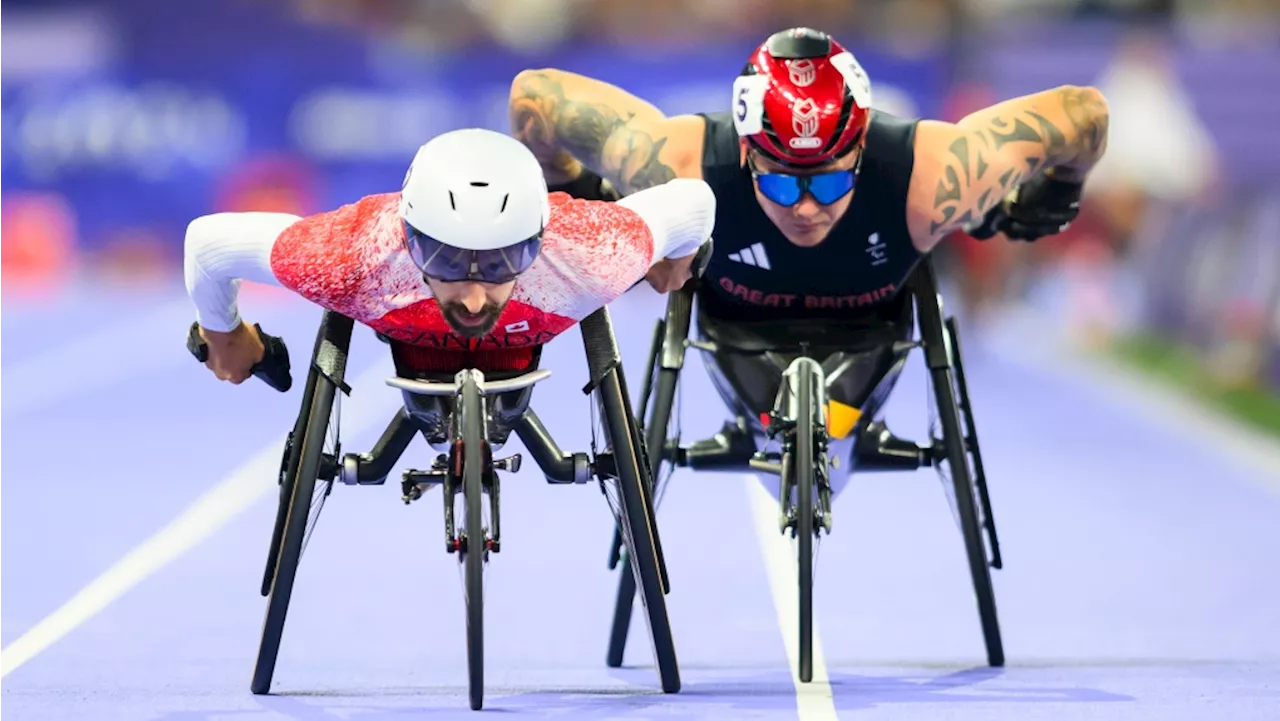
[188,305,680,711]
[603,257,1004,682]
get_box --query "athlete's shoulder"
[276,193,400,248]
[271,192,409,303]
[510,192,654,321]
[544,191,651,249]
[696,110,742,172]
[858,109,922,189]
[866,110,921,158]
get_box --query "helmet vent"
[500,194,509,213]
[448,191,456,210]
[470,181,489,187]
[765,28,831,59]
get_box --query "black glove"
[548,168,621,202]
[964,171,1084,242]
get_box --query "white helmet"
[399,128,551,283]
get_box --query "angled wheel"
[599,372,681,692]
[913,257,1003,667]
[607,287,691,669]
[946,316,1002,570]
[928,360,1004,667]
[252,310,352,695]
[260,365,318,598]
[607,319,681,667]
[251,371,340,694]
[582,307,680,694]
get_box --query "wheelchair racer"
[507,26,1110,459]
[185,128,715,383]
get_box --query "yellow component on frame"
[826,399,862,440]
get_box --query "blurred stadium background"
[3,0,1278,429]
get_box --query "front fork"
[756,357,834,538]
[402,444,518,556]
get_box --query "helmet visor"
[404,221,543,284]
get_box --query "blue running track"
[3,283,1278,720]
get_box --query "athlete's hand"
[200,321,265,384]
[965,171,1084,242]
[645,253,696,293]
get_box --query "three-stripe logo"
[727,242,772,270]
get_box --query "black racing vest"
[695,109,923,322]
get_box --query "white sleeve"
[183,211,300,332]
[616,178,716,261]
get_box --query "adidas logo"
[727,242,771,270]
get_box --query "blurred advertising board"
[1,0,947,258]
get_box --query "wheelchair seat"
[388,339,544,383]
[700,315,906,356]
[386,339,546,447]
[695,292,915,357]
[694,300,915,427]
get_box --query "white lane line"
[990,307,1280,496]
[745,477,839,721]
[0,357,400,678]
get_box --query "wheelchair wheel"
[607,319,680,668]
[581,307,680,693]
[946,317,1002,570]
[261,364,317,597]
[787,364,818,684]
[251,370,340,694]
[598,372,681,692]
[928,362,1004,667]
[457,372,488,710]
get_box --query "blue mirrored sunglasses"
[752,168,857,207]
[404,221,543,284]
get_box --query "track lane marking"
[746,477,839,721]
[1,358,399,677]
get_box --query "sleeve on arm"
[616,178,716,262]
[183,211,300,332]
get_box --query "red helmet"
[732,28,873,168]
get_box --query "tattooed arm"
[906,85,1110,252]
[508,68,705,195]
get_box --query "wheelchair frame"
[247,305,681,710]
[606,256,1005,677]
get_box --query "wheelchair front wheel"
[783,363,818,684]
[457,372,488,710]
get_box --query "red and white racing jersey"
[185,178,714,370]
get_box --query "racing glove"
[964,170,1084,242]
[548,168,621,202]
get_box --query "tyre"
[599,369,681,693]
[261,365,320,597]
[929,365,1004,667]
[458,373,488,710]
[946,316,1002,570]
[251,373,338,694]
[789,365,817,684]
[607,334,679,668]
